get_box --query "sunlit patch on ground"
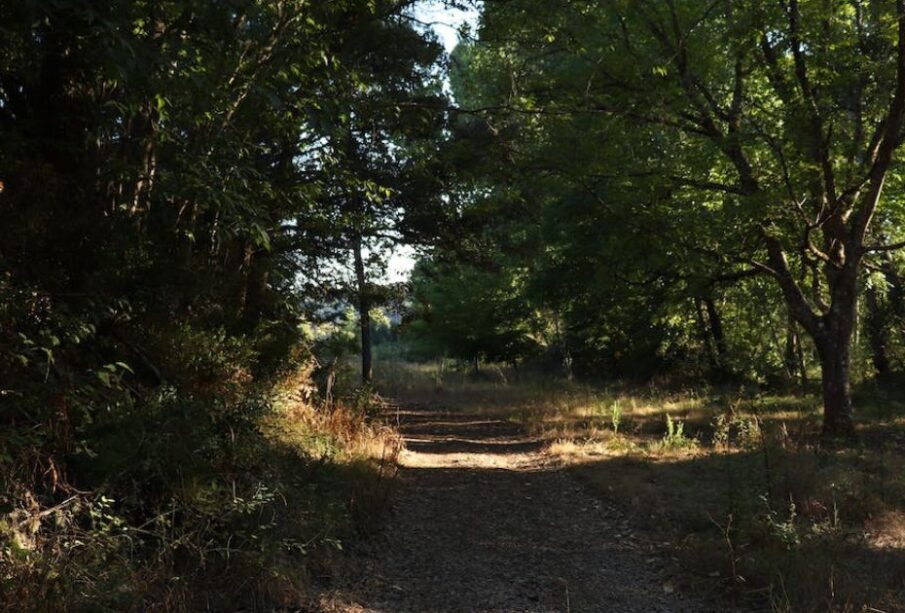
[369,360,905,611]
[326,394,706,612]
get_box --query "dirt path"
[322,406,712,612]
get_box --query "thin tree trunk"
[353,233,372,385]
[886,264,905,321]
[796,325,808,388]
[784,317,809,388]
[865,282,891,377]
[694,298,718,372]
[880,255,905,350]
[783,317,798,382]
[704,297,728,363]
[236,240,254,320]
[552,315,572,380]
[703,296,729,379]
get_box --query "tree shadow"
[329,413,702,612]
[564,448,905,612]
[397,408,544,455]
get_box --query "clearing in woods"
[322,403,716,612]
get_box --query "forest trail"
[322,405,712,613]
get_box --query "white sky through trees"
[412,1,479,55]
[384,1,479,283]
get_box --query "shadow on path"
[322,406,712,612]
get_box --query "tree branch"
[787,0,838,207]
[865,239,905,252]
[762,228,821,333]
[849,0,905,249]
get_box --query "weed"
[653,414,699,452]
[0,363,400,611]
[610,400,623,435]
[712,410,762,450]
[349,383,382,415]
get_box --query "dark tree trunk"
[694,298,718,371]
[704,296,728,363]
[353,234,372,385]
[865,282,891,377]
[704,297,731,381]
[816,331,855,439]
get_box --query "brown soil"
[319,406,719,612]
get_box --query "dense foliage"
[406,0,905,437]
[0,0,445,607]
[6,0,905,608]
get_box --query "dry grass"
[375,360,905,612]
[0,363,402,611]
[268,365,402,468]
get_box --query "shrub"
[652,414,699,452]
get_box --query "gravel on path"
[320,407,719,613]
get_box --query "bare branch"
[865,239,905,252]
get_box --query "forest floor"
[319,403,714,612]
[313,361,905,612]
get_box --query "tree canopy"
[6,0,905,606]
[405,0,905,438]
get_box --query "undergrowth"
[378,359,905,612]
[0,357,399,611]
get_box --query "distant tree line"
[405,0,905,440]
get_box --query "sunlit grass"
[374,359,905,611]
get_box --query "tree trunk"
[815,266,859,441]
[784,317,808,388]
[694,298,718,372]
[353,234,372,385]
[865,282,891,377]
[764,238,861,440]
[884,262,905,315]
[783,317,798,382]
[704,296,728,364]
[795,327,808,388]
[816,331,855,439]
[236,240,254,320]
[880,255,905,350]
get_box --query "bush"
[0,351,400,610]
